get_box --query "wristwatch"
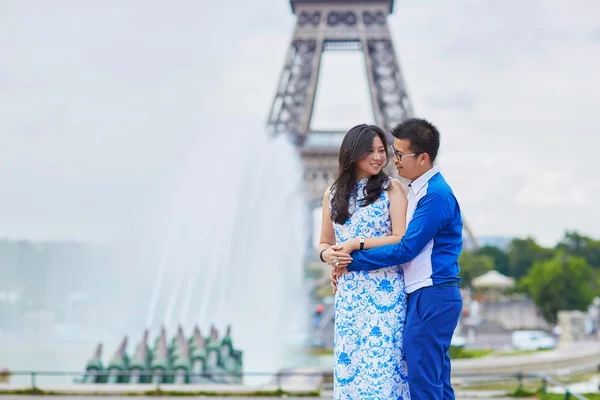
[359,238,365,250]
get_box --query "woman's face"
[355,135,386,179]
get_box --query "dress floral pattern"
[332,178,410,399]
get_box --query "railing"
[0,370,325,394]
[0,370,593,399]
[539,375,590,400]
[452,371,591,400]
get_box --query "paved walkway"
[452,341,600,375]
[0,395,516,399]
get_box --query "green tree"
[507,238,553,280]
[475,245,509,276]
[459,250,495,288]
[556,231,600,268]
[521,252,594,324]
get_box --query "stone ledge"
[0,383,321,396]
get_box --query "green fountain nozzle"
[171,326,186,357]
[83,343,105,383]
[81,325,243,385]
[85,343,104,371]
[108,336,129,369]
[172,327,191,384]
[150,327,170,368]
[204,326,231,383]
[188,325,201,352]
[177,325,185,342]
[219,326,238,375]
[106,336,129,383]
[205,325,220,349]
[152,326,165,354]
[172,340,191,376]
[129,329,150,383]
[170,325,184,358]
[206,326,221,364]
[221,325,233,347]
[190,326,206,357]
[150,325,171,383]
[220,325,234,359]
[188,326,208,383]
[130,329,149,369]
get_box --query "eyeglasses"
[390,145,422,161]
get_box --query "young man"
[332,118,463,399]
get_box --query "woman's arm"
[338,179,407,253]
[318,188,353,266]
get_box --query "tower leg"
[364,39,413,132]
[267,39,321,141]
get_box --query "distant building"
[472,270,515,294]
[464,270,550,333]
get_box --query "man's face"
[392,138,424,181]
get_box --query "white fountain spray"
[147,123,309,376]
[145,228,174,329]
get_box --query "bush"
[0,368,11,383]
[449,345,493,359]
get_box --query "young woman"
[318,124,410,399]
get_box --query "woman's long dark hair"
[330,124,390,225]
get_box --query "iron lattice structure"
[268,0,409,203]
[268,0,478,248]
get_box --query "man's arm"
[346,193,450,272]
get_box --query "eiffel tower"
[267,0,479,248]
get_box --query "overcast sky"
[1,0,599,247]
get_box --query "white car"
[451,334,467,348]
[511,330,556,351]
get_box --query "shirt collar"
[408,165,440,194]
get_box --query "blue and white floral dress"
[332,177,410,399]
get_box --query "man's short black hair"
[391,118,440,163]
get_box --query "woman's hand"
[335,238,359,255]
[323,244,353,267]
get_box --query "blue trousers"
[404,284,462,399]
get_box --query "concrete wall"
[481,298,550,331]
